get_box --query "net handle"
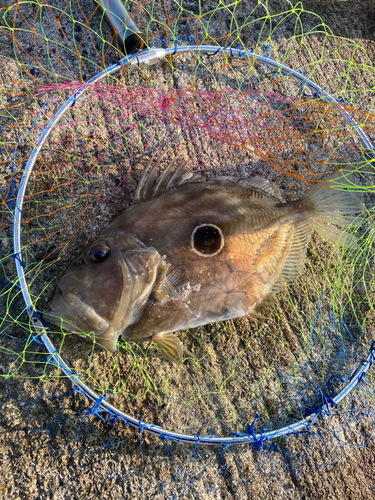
[13,44,375,446]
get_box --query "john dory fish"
[43,156,363,364]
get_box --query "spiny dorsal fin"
[134,154,205,202]
[153,156,179,193]
[134,149,167,202]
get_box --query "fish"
[42,155,364,364]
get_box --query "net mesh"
[1,0,375,496]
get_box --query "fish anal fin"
[247,311,266,324]
[276,220,314,285]
[152,331,184,365]
[253,292,278,314]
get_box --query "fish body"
[44,159,363,363]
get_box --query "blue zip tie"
[229,44,238,57]
[193,434,216,445]
[11,253,26,269]
[72,386,90,399]
[250,435,266,451]
[244,414,266,449]
[149,38,167,49]
[170,36,196,55]
[30,336,44,346]
[221,444,232,451]
[358,370,367,384]
[203,46,223,57]
[86,395,109,421]
[305,391,337,420]
[245,413,261,438]
[321,393,337,417]
[159,433,182,443]
[138,418,146,432]
[193,433,201,444]
[71,86,83,108]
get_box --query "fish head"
[42,235,169,352]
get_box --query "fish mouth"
[41,287,73,330]
[41,288,110,336]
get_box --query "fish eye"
[88,242,111,263]
[191,224,224,257]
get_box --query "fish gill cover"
[0,0,375,496]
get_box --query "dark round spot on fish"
[75,257,85,267]
[88,242,111,263]
[191,224,224,257]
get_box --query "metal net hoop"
[12,43,375,446]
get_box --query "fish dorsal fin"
[240,176,285,202]
[274,219,313,288]
[134,154,205,202]
[134,149,168,202]
[209,175,285,202]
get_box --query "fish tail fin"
[152,331,184,365]
[275,170,364,288]
[303,169,364,249]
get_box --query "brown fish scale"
[121,189,308,340]
[122,203,294,337]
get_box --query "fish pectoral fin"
[152,331,184,365]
